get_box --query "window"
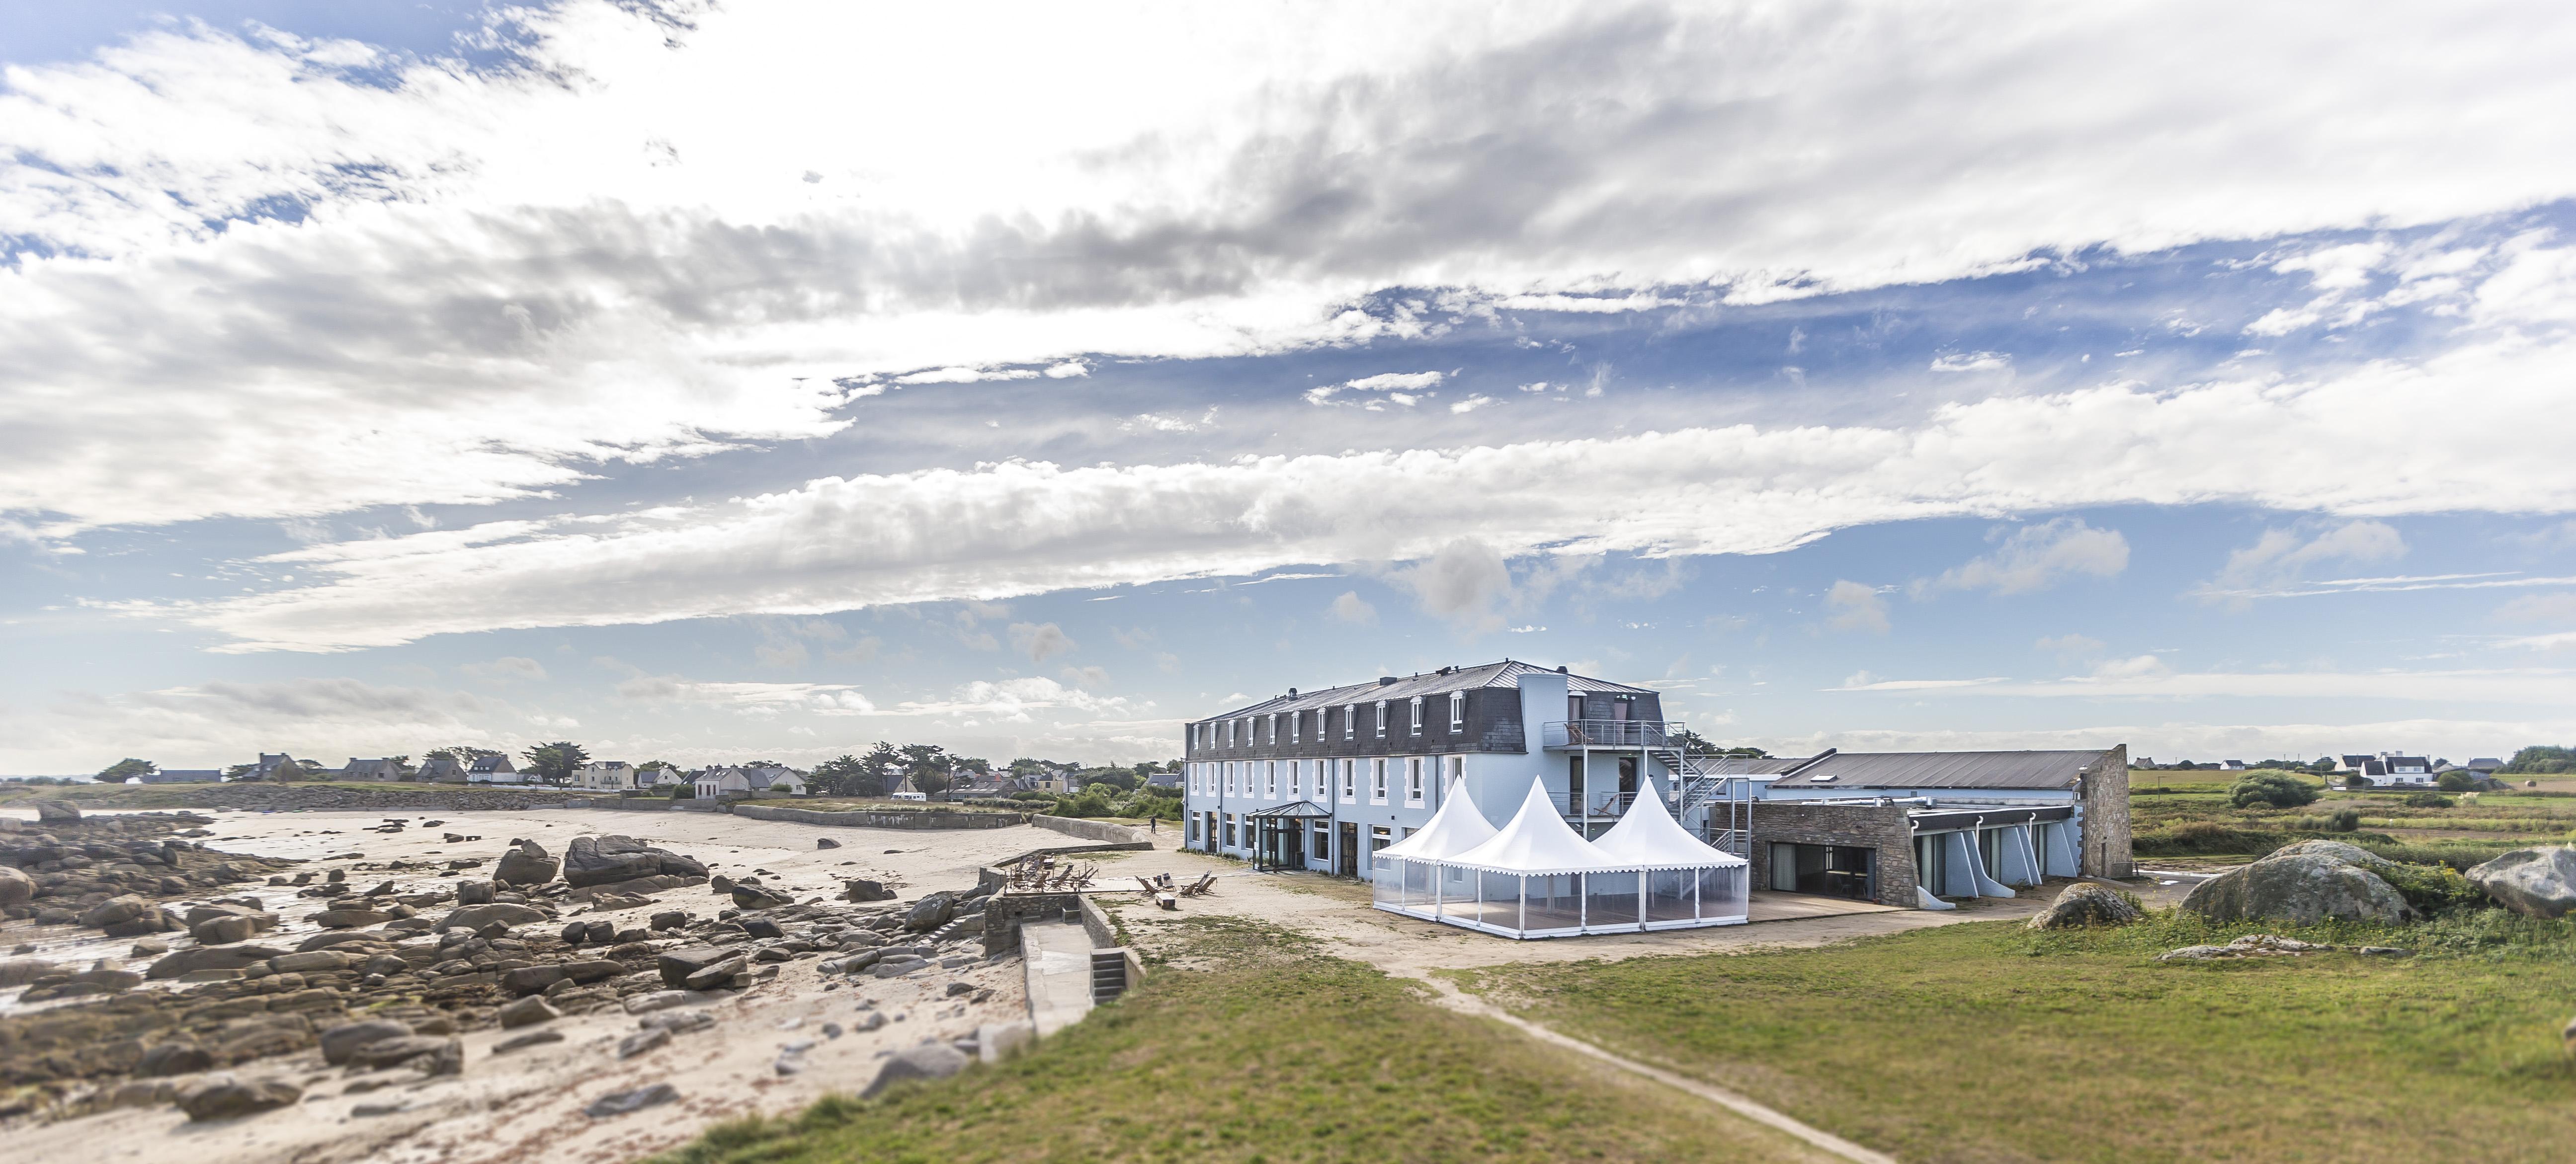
[1313,708,1325,740]
[1409,696,1423,736]
[1189,815,1201,842]
[1288,760,1301,798]
[1187,764,1198,795]
[1444,755,1464,788]
[1266,713,1277,744]
[1223,762,1235,796]
[1371,758,1389,802]
[1224,718,1235,748]
[1224,814,1237,848]
[1289,712,1300,744]
[1265,760,1278,798]
[1405,757,1424,805]
[1343,704,1356,740]
[1374,700,1388,739]
[1449,692,1465,730]
[1340,759,1356,801]
[1240,717,1251,746]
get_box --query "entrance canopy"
[1246,800,1331,870]
[1373,778,1749,939]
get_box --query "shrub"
[2373,860,2490,915]
[2328,807,2361,833]
[2229,772,2319,809]
[2402,792,2454,809]
[2435,770,2479,792]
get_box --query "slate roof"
[1201,660,1651,721]
[1767,749,2116,791]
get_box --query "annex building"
[1180,660,2132,920]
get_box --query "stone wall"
[2078,744,2135,878]
[730,803,1028,830]
[1745,799,1919,907]
[31,783,587,813]
[1029,815,1154,845]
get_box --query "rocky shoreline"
[0,805,1012,1128]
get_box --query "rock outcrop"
[2467,847,2576,919]
[494,840,558,886]
[562,834,709,888]
[2181,845,2414,926]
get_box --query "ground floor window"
[1311,820,1330,862]
[1188,815,1201,842]
[1371,824,1392,856]
[1767,842,1876,900]
[1224,814,1238,848]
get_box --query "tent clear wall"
[1371,777,1748,939]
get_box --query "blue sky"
[3,1,2575,774]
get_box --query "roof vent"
[1378,676,1399,686]
[1288,688,1297,697]
[1555,665,1568,674]
[1808,773,1839,782]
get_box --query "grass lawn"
[654,919,1837,1164]
[1460,910,2576,1163]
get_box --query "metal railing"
[1542,719,1676,749]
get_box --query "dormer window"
[1409,696,1423,736]
[1449,691,1465,730]
[1374,700,1388,739]
[1289,712,1300,744]
[1345,704,1357,740]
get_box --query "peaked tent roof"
[1591,785,1746,870]
[1375,785,1499,861]
[1446,778,1626,876]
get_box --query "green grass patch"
[652,919,1826,1164]
[1461,911,2576,1163]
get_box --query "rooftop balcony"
[1541,719,1680,750]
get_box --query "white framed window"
[1266,713,1277,744]
[1265,760,1278,798]
[1188,764,1198,795]
[1371,758,1389,803]
[1449,692,1465,730]
[1409,696,1423,736]
[1287,760,1300,798]
[1225,762,1237,796]
[1406,757,1424,805]
[1289,712,1300,744]
[1224,813,1237,848]
[1344,704,1356,740]
[1341,759,1356,801]
[1224,719,1235,748]
[1444,755,1464,788]
[1374,700,1388,739]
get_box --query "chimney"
[1555,665,1568,674]
[1379,676,1399,686]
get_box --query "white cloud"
[131,341,2576,651]
[1927,350,2010,373]
[1918,519,2129,596]
[2194,520,2408,603]
[1305,371,1446,405]
[460,656,547,683]
[1329,590,1378,625]
[13,3,2576,534]
[1009,621,1077,663]
[1389,538,1513,633]
[0,677,493,771]
[2496,593,2576,623]
[616,677,879,716]
[1825,580,1889,633]
[1448,394,1496,414]
[1837,666,2576,704]
[2034,633,2105,659]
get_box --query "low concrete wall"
[983,891,1081,955]
[566,797,678,811]
[732,803,1028,830]
[1030,815,1155,845]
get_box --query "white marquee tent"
[1372,777,1750,939]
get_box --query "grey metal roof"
[1772,750,2114,790]
[1200,659,1651,721]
